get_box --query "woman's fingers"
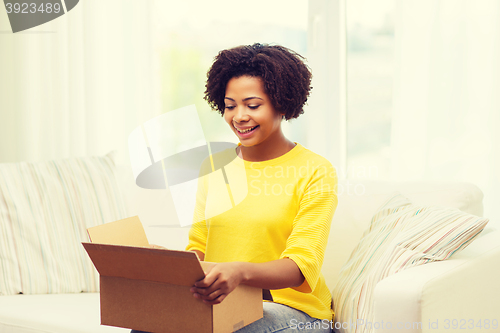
[194,267,218,288]
[202,293,227,305]
[196,288,224,301]
[190,262,243,304]
[190,277,223,297]
[191,284,226,305]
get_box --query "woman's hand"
[190,262,244,305]
[190,259,305,305]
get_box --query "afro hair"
[204,43,312,120]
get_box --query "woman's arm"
[190,258,304,305]
[239,258,305,289]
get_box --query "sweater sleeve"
[279,162,338,293]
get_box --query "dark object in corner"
[262,289,273,301]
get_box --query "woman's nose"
[233,106,249,122]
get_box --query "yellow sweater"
[186,143,338,320]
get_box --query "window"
[152,1,308,144]
[346,0,395,180]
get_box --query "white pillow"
[0,152,129,295]
[332,194,488,333]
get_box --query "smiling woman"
[184,43,338,333]
[129,43,337,333]
[204,44,312,162]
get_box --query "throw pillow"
[332,193,488,333]
[0,151,128,295]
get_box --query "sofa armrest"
[372,230,500,333]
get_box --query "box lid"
[83,216,205,286]
[83,243,205,286]
[87,216,149,247]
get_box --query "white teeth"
[236,126,257,133]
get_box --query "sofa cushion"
[0,293,128,333]
[331,193,488,333]
[0,152,128,295]
[323,180,485,289]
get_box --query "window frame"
[307,0,347,175]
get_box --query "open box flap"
[83,243,205,286]
[87,216,149,247]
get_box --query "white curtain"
[0,0,159,165]
[391,0,500,219]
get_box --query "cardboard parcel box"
[82,216,263,333]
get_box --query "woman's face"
[223,75,284,148]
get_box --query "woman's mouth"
[235,125,259,137]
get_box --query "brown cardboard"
[87,216,149,247]
[83,216,263,333]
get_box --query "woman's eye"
[225,106,235,110]
[248,105,260,110]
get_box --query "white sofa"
[0,162,499,333]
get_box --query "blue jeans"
[234,301,333,332]
[131,301,334,333]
